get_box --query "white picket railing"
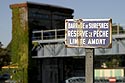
[32,29,65,40]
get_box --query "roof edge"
[10,2,28,8]
[10,1,74,12]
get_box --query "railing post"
[41,30,43,40]
[55,29,57,39]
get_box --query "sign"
[109,77,116,83]
[65,19,112,48]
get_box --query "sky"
[0,0,125,47]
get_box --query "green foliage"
[105,56,121,68]
[0,43,11,69]
[10,7,29,83]
[112,24,125,34]
[95,55,122,68]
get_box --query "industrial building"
[10,2,125,83]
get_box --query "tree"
[0,42,11,69]
[95,24,125,68]
[112,24,125,34]
[106,57,120,68]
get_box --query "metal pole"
[85,48,94,83]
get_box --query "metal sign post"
[65,19,112,83]
[85,48,94,83]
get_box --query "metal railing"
[32,28,125,41]
[32,29,65,40]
